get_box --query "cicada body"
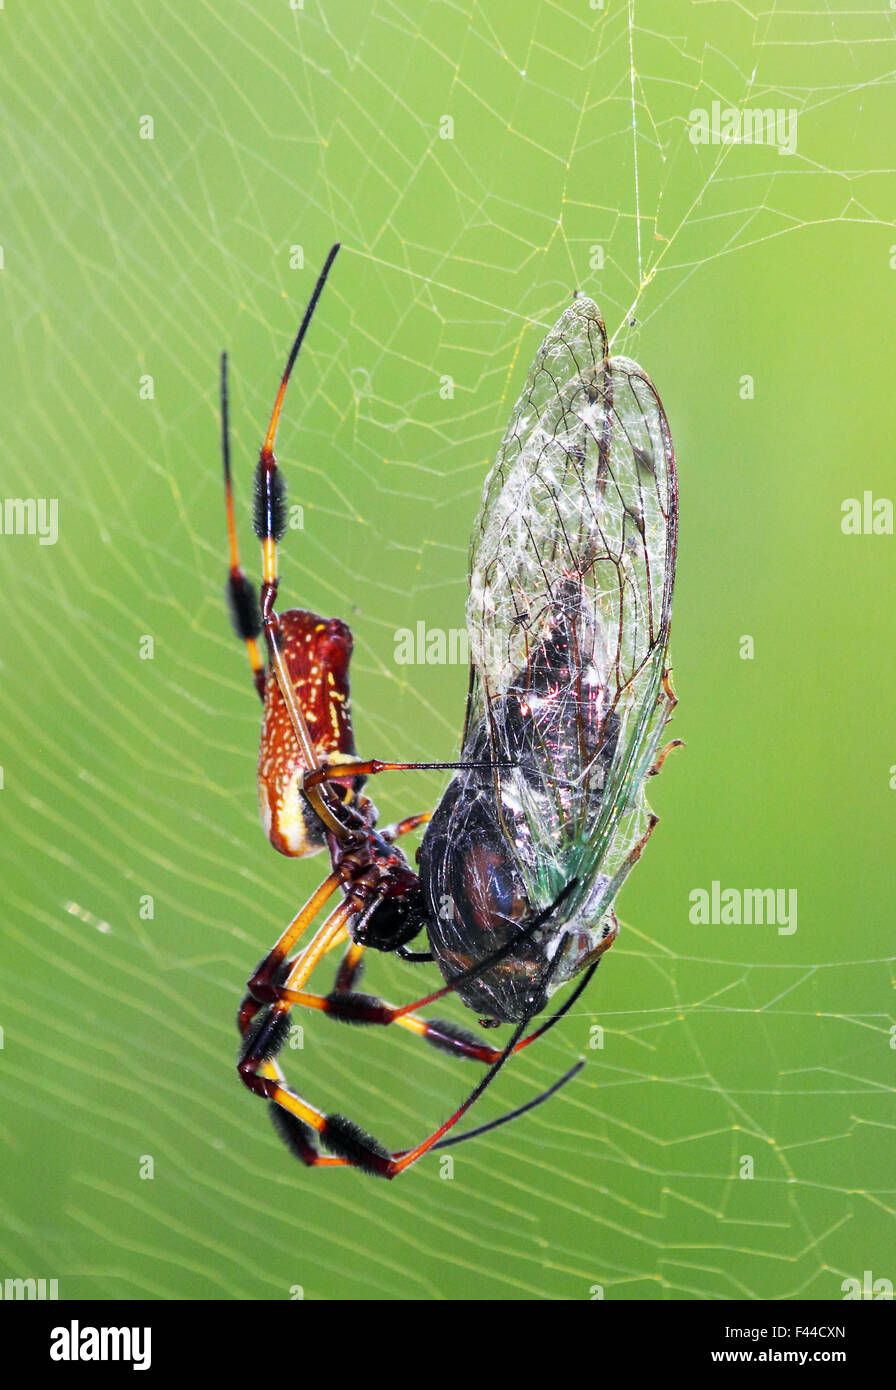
[418,297,679,1023]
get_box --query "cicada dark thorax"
[257,609,365,857]
[418,591,621,1023]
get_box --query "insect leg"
[661,666,678,708]
[648,738,684,777]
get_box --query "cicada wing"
[463,298,678,918]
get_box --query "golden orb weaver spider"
[223,245,680,1178]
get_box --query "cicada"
[418,296,679,1023]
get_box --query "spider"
[222,245,679,1178]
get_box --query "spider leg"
[262,812,643,1060]
[331,939,366,994]
[254,244,340,636]
[302,758,515,794]
[250,246,350,842]
[241,943,570,1177]
[252,879,572,1017]
[266,945,566,1173]
[383,942,575,1174]
[260,1050,587,1169]
[256,872,610,1072]
[239,825,651,1176]
[261,815,652,1064]
[239,902,356,1170]
[220,351,265,700]
[243,923,485,1172]
[242,806,434,1030]
[379,811,432,842]
[241,891,604,1174]
[238,899,352,1099]
[264,940,607,1063]
[432,1059,584,1150]
[237,871,341,1033]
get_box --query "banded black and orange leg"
[238,896,358,1170]
[238,803,432,1134]
[237,871,342,1034]
[250,876,609,1068]
[312,816,651,1067]
[241,809,433,1035]
[248,245,353,840]
[242,939,572,1177]
[241,929,588,1174]
[220,351,266,700]
[379,811,432,843]
[239,890,600,1174]
[261,815,655,1070]
[267,1044,586,1167]
[254,242,341,637]
[260,928,610,1064]
[331,939,367,994]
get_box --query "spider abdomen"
[257,609,362,856]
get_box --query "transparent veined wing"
[463,296,678,931]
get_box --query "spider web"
[0,0,894,1301]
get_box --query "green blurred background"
[1,1,893,1301]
